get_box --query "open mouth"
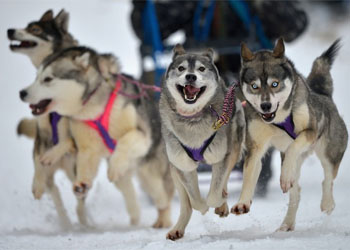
[9,39,37,50]
[260,111,276,122]
[176,84,206,104]
[29,99,52,116]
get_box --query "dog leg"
[40,138,75,166]
[32,161,46,200]
[137,163,172,228]
[281,130,316,193]
[174,167,208,214]
[277,155,303,232]
[114,171,140,225]
[318,155,337,214]
[76,197,88,226]
[167,167,192,241]
[207,162,228,208]
[46,176,72,230]
[74,150,100,198]
[108,129,151,182]
[231,146,266,215]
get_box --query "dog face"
[164,45,220,117]
[19,48,105,116]
[7,9,70,63]
[240,39,295,123]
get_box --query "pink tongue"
[184,85,200,98]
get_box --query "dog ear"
[272,38,285,58]
[203,48,214,62]
[75,52,90,69]
[55,9,69,33]
[98,54,121,78]
[173,44,186,60]
[241,42,255,62]
[40,10,53,22]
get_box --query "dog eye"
[198,66,205,72]
[251,83,259,90]
[30,26,42,35]
[178,66,185,72]
[271,81,279,88]
[43,77,53,83]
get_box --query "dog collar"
[180,132,217,162]
[50,112,62,145]
[273,114,297,139]
[83,78,122,153]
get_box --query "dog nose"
[19,90,28,101]
[260,102,272,112]
[7,29,15,38]
[185,74,197,83]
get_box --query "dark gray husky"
[233,38,348,232]
[159,45,245,240]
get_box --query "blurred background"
[0,1,349,249]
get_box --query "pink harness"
[84,79,122,153]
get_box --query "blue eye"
[272,81,279,88]
[251,83,259,89]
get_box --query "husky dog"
[159,45,245,240]
[233,38,348,231]
[9,10,86,228]
[20,47,174,227]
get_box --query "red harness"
[84,79,121,153]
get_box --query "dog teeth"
[184,94,197,101]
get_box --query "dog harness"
[83,79,122,153]
[274,114,297,139]
[180,133,217,162]
[50,112,62,145]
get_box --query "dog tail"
[17,118,37,139]
[307,39,341,97]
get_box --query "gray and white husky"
[159,45,245,240]
[9,9,85,228]
[20,47,174,228]
[233,38,348,232]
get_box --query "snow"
[0,1,349,249]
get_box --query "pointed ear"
[272,38,285,58]
[241,42,255,62]
[40,10,54,22]
[75,52,90,69]
[173,44,186,60]
[98,54,121,78]
[203,48,214,62]
[55,9,69,33]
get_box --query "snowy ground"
[0,1,350,249]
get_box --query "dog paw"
[32,186,45,200]
[215,202,229,217]
[280,171,295,193]
[277,223,295,232]
[231,201,251,215]
[107,165,127,183]
[39,148,60,166]
[73,182,90,198]
[166,229,184,241]
[321,198,335,214]
[152,218,172,229]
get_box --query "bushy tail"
[17,118,37,139]
[306,39,341,97]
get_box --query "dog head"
[163,44,220,117]
[19,47,118,117]
[7,9,77,67]
[240,38,295,123]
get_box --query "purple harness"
[274,114,297,139]
[49,112,62,145]
[180,133,217,162]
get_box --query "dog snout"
[7,29,15,39]
[185,74,197,83]
[19,90,28,101]
[260,102,272,112]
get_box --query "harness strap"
[180,132,217,162]
[84,79,122,153]
[50,112,62,145]
[273,114,297,139]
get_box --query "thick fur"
[159,45,245,240]
[233,38,348,232]
[20,47,174,227]
[12,10,86,227]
